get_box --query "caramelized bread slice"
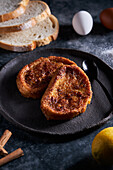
[41,65,92,120]
[16,56,76,98]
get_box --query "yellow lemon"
[92,127,113,165]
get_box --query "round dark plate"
[0,48,113,135]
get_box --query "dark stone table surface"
[0,0,113,169]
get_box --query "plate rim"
[0,48,113,136]
[1,48,113,71]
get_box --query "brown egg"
[100,8,113,30]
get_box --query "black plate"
[0,48,113,136]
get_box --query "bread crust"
[16,56,76,99]
[0,15,59,52]
[41,65,92,120]
[0,1,51,33]
[0,0,29,22]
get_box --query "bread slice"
[41,65,92,120]
[0,0,29,22]
[16,56,76,99]
[0,1,51,33]
[0,15,59,52]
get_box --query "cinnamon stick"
[0,148,24,166]
[0,130,12,147]
[0,148,8,156]
[0,130,12,156]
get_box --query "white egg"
[72,11,93,35]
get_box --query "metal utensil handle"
[96,78,113,106]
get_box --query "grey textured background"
[0,0,113,169]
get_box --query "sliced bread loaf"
[0,1,51,33]
[0,0,29,22]
[0,15,59,52]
